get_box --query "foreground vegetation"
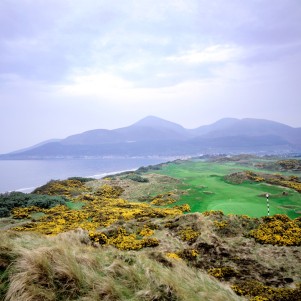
[0,155,300,300]
[0,229,243,301]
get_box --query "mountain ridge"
[1,116,301,158]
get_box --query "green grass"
[154,159,301,218]
[66,201,85,210]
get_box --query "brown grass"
[1,229,243,301]
[87,173,183,202]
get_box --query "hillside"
[1,116,301,158]
[0,156,301,300]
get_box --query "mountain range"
[1,116,301,159]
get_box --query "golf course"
[146,156,301,218]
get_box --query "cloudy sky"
[0,0,300,153]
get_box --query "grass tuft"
[1,230,242,301]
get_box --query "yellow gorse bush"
[166,252,182,260]
[149,192,178,206]
[178,248,199,261]
[207,267,237,279]
[203,210,224,217]
[213,220,228,229]
[249,215,301,246]
[231,280,301,301]
[150,197,176,206]
[178,227,200,243]
[139,225,155,237]
[89,227,160,250]
[12,206,40,219]
[245,170,301,192]
[12,184,184,250]
[173,203,191,212]
[33,179,91,196]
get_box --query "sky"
[0,0,301,154]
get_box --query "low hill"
[1,116,301,158]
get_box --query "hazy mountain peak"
[133,116,185,130]
[239,118,293,128]
[211,118,240,126]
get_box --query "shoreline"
[4,168,139,194]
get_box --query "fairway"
[154,159,301,218]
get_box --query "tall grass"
[1,229,242,301]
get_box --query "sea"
[0,157,173,194]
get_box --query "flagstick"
[266,193,270,216]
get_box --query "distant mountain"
[132,115,188,135]
[1,116,300,159]
[7,139,62,154]
[191,118,239,136]
[62,116,189,146]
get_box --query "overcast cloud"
[0,0,301,153]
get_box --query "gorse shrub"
[208,267,238,280]
[231,280,301,301]
[178,227,200,243]
[150,192,177,206]
[12,185,183,248]
[249,214,301,246]
[173,203,191,212]
[203,210,224,217]
[32,179,91,196]
[89,227,159,250]
[178,248,199,261]
[244,170,301,192]
[94,184,124,198]
[138,225,155,237]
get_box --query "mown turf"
[154,159,301,218]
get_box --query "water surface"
[0,157,170,193]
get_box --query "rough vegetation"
[225,170,301,193]
[0,192,67,217]
[0,230,242,301]
[32,178,92,196]
[0,156,301,301]
[255,159,301,172]
[249,214,301,246]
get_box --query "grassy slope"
[1,212,300,301]
[152,159,301,218]
[0,227,244,301]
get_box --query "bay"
[0,157,171,193]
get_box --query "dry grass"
[87,173,183,202]
[1,211,300,300]
[1,229,243,301]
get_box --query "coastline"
[8,168,139,194]
[0,157,171,194]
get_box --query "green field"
[153,159,301,218]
